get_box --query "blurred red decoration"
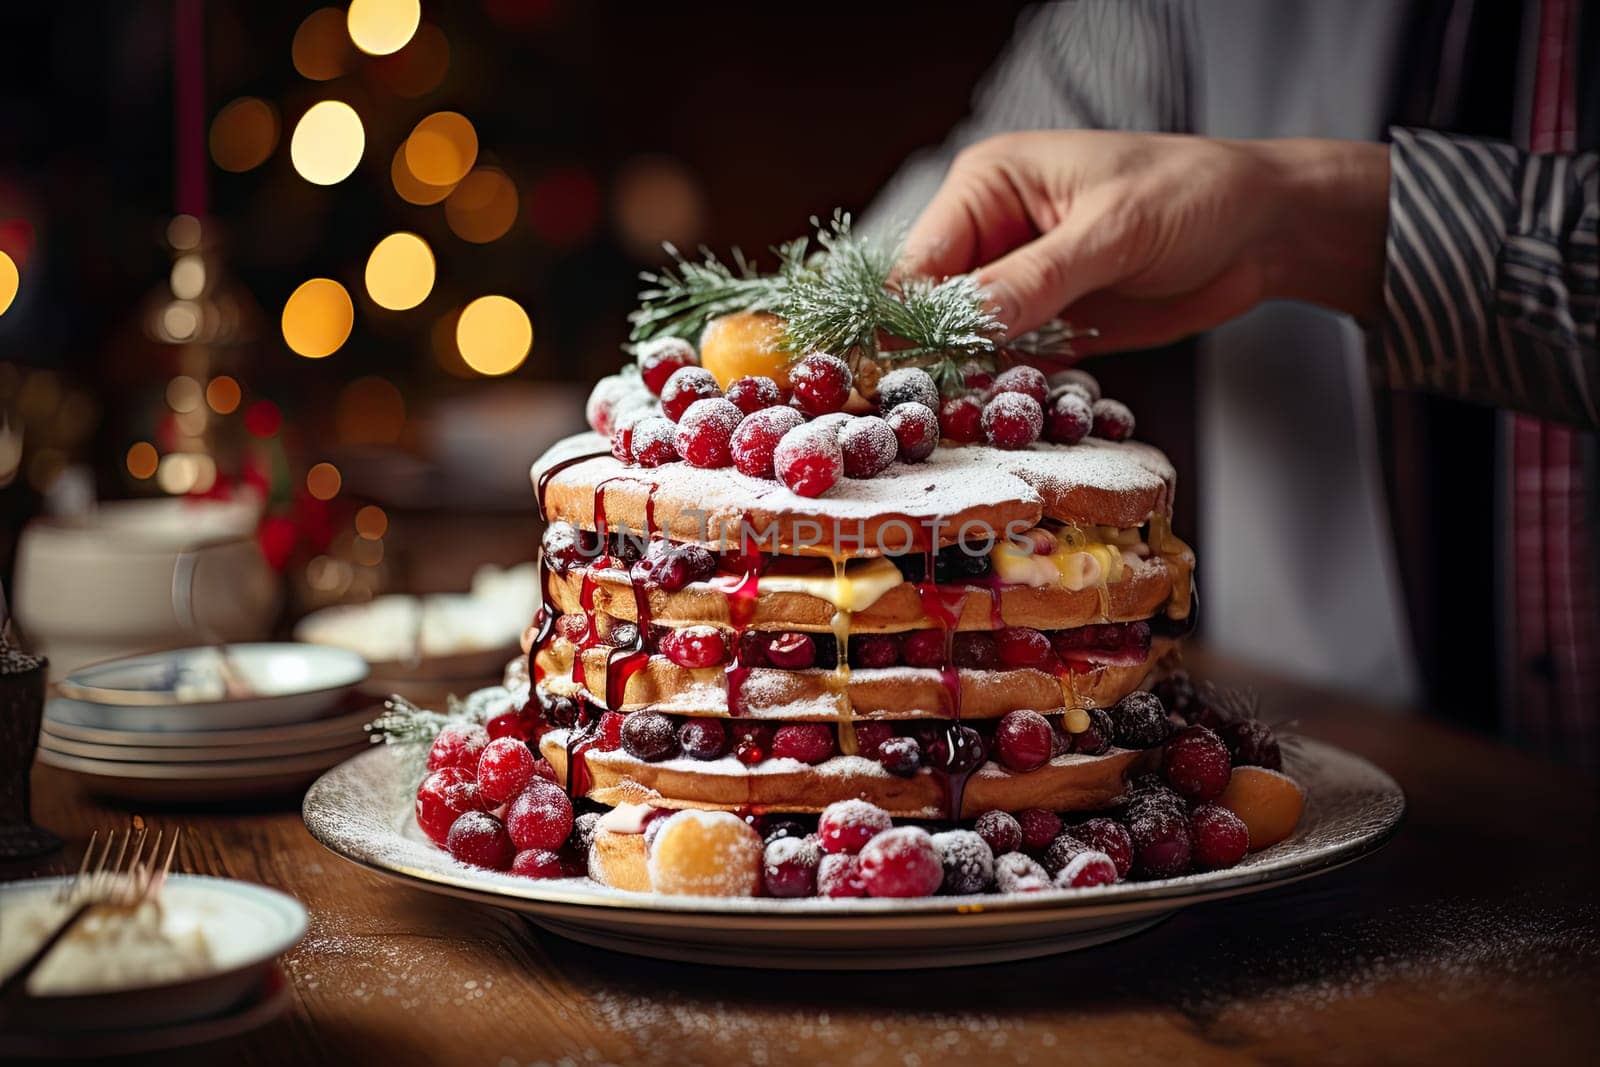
[257,514,298,571]
[525,167,600,247]
[0,217,34,270]
[245,399,282,438]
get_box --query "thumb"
[974,207,1137,340]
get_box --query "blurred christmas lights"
[405,112,476,186]
[0,250,17,315]
[306,461,342,500]
[281,278,354,358]
[445,166,518,244]
[290,101,365,186]
[456,295,532,376]
[347,0,420,56]
[364,232,435,310]
[209,97,279,173]
[293,8,353,81]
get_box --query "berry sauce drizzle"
[912,539,980,822]
[720,516,767,719]
[530,448,609,687]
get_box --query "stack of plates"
[36,643,373,804]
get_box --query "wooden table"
[6,651,1598,1066]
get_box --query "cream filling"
[749,556,903,612]
[992,526,1145,591]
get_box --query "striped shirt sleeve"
[1382,127,1600,429]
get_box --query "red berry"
[678,718,728,760]
[596,710,626,751]
[660,625,728,668]
[938,395,984,443]
[762,836,822,898]
[817,799,892,855]
[1045,391,1093,445]
[1218,718,1283,770]
[637,338,698,395]
[1163,725,1233,802]
[838,415,899,478]
[931,829,995,894]
[982,392,1043,450]
[621,711,679,762]
[1055,851,1119,888]
[858,826,942,898]
[511,847,567,879]
[476,736,538,805]
[629,415,680,467]
[991,365,1048,404]
[486,711,529,741]
[1070,706,1114,756]
[774,423,843,497]
[995,627,1058,670]
[850,633,901,668]
[901,629,946,668]
[817,853,867,897]
[446,810,514,870]
[960,362,994,391]
[951,631,998,669]
[541,522,598,575]
[994,710,1053,772]
[1091,398,1135,441]
[1189,803,1250,869]
[725,375,784,415]
[1017,808,1063,851]
[851,720,895,758]
[1075,817,1133,878]
[426,723,488,773]
[673,397,743,468]
[789,352,853,415]
[885,402,939,463]
[771,722,837,764]
[994,851,1051,893]
[974,810,1023,855]
[415,767,485,846]
[1125,801,1193,878]
[505,778,575,852]
[532,757,558,783]
[585,374,640,436]
[764,631,817,669]
[875,736,922,777]
[1041,832,1090,875]
[730,405,806,478]
[659,366,721,422]
[1056,368,1101,401]
[877,367,939,412]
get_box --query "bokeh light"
[390,142,456,205]
[293,8,353,81]
[456,295,533,376]
[612,155,707,260]
[525,167,601,247]
[355,504,388,540]
[335,376,407,444]
[290,101,365,186]
[347,0,420,56]
[161,302,200,341]
[404,111,477,186]
[364,232,435,310]
[281,278,354,358]
[170,254,206,300]
[430,309,470,377]
[166,375,202,413]
[0,251,17,316]
[167,214,202,251]
[126,442,159,480]
[245,399,282,438]
[209,97,279,173]
[157,452,216,495]
[372,23,449,97]
[445,166,518,244]
[206,375,241,414]
[306,461,342,500]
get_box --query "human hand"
[898,130,1391,355]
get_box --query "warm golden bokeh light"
[445,166,518,244]
[404,111,477,186]
[157,452,216,495]
[429,309,472,377]
[170,254,206,300]
[166,375,202,413]
[335,376,407,444]
[281,278,355,358]
[456,295,533,376]
[613,155,707,260]
[373,23,449,97]
[306,461,342,500]
[354,504,388,540]
[209,97,279,173]
[126,442,159,480]
[292,8,353,81]
[390,142,456,205]
[364,232,435,310]
[206,375,242,414]
[0,251,17,316]
[290,101,365,186]
[167,214,202,251]
[347,0,420,56]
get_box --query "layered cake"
[408,216,1304,898]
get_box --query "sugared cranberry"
[1109,691,1172,749]
[774,423,843,497]
[427,723,489,773]
[506,778,574,852]
[1189,803,1250,869]
[1125,801,1193,878]
[850,633,901,668]
[1075,817,1133,879]
[659,366,722,422]
[673,397,743,468]
[995,627,1058,670]
[554,614,588,642]
[629,415,680,467]
[1163,725,1233,802]
[772,722,837,764]
[1091,398,1135,441]
[839,416,899,478]
[951,631,998,669]
[599,621,639,649]
[1017,808,1063,851]
[585,374,636,436]
[732,722,773,765]
[982,392,1043,450]
[851,720,895,758]
[885,402,939,463]
[931,829,994,894]
[817,853,867,897]
[486,711,529,742]
[789,352,853,416]
[994,851,1051,893]
[995,709,1053,772]
[960,362,994,391]
[877,366,939,412]
[446,810,515,870]
[735,629,771,667]
[476,736,538,805]
[541,521,596,575]
[1056,851,1119,888]
[1054,368,1101,401]
[937,395,984,444]
[760,817,810,844]
[610,421,636,464]
[991,365,1048,404]
[901,630,947,668]
[1040,833,1089,875]
[595,710,626,751]
[725,375,783,415]
[762,836,822,898]
[1218,717,1283,770]
[620,711,679,762]
[540,692,578,729]
[660,625,728,668]
[731,405,806,479]
[858,826,942,898]
[532,757,557,783]
[415,767,485,846]
[511,848,567,879]
[1070,706,1114,756]
[1153,670,1197,718]
[974,810,1023,855]
[636,337,698,395]
[876,736,922,777]
[678,717,728,760]
[765,631,817,669]
[817,799,892,855]
[1045,391,1093,445]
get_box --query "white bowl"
[36,743,370,804]
[42,702,376,748]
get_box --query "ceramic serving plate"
[42,702,377,748]
[304,739,1405,969]
[38,743,371,804]
[37,718,369,763]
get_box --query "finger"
[1057,267,1266,357]
[897,159,1037,281]
[973,207,1137,340]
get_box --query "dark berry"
[505,778,574,852]
[540,521,597,575]
[817,799,892,855]
[476,736,537,805]
[901,629,947,668]
[931,829,994,894]
[1189,803,1250,869]
[858,826,943,898]
[1041,833,1090,875]
[762,835,822,898]
[995,627,1058,670]
[599,621,639,648]
[789,352,853,416]
[1218,717,1283,770]
[629,415,680,467]
[774,423,843,497]
[1126,802,1193,879]
[765,631,817,669]
[725,375,783,415]
[415,767,485,846]
[877,367,939,412]
[735,629,771,667]
[659,366,721,422]
[1075,817,1133,879]
[771,722,837,764]
[1055,851,1119,888]
[1045,391,1093,445]
[540,692,578,729]
[982,392,1043,449]
[1017,808,1063,851]
[678,718,728,760]
[760,817,810,844]
[731,405,806,479]
[994,851,1051,893]
[673,397,743,468]
[1054,368,1100,401]
[659,625,727,668]
[570,811,602,856]
[620,711,679,762]
[951,631,998,669]
[937,395,984,444]
[1071,706,1114,756]
[849,720,894,758]
[994,710,1053,772]
[885,402,940,463]
[839,416,899,478]
[991,365,1048,404]
[942,724,986,773]
[426,723,488,773]
[973,810,1023,855]
[1091,398,1135,441]
[1153,669,1197,718]
[850,633,901,668]
[511,848,567,879]
[1109,691,1172,749]
[876,736,922,777]
[637,338,697,395]
[817,853,867,897]
[446,811,514,870]
[1163,725,1233,802]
